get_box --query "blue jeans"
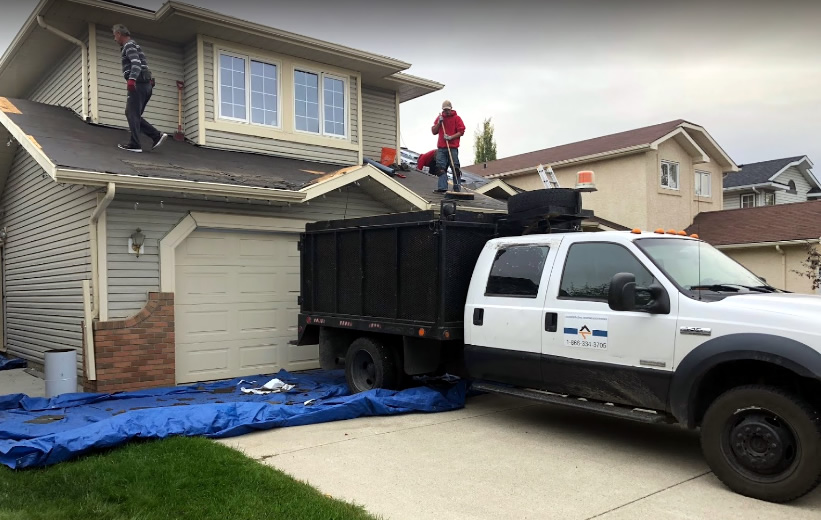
[436,147,460,191]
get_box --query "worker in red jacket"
[431,100,465,192]
[416,149,443,176]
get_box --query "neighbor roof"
[463,120,686,178]
[722,156,811,188]
[686,201,821,246]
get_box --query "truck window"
[559,242,655,301]
[485,245,550,298]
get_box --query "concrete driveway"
[218,393,821,520]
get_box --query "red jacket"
[433,111,466,148]
[416,150,437,170]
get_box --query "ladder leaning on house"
[537,164,560,189]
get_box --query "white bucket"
[44,349,78,397]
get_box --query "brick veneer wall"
[83,292,175,393]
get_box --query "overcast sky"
[1,0,819,169]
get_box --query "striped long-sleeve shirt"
[121,39,148,81]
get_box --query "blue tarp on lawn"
[0,369,466,469]
[0,354,26,370]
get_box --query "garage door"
[175,229,318,383]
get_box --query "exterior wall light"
[129,228,145,257]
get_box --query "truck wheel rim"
[721,409,799,483]
[351,350,377,390]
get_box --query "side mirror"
[643,282,671,315]
[608,273,636,311]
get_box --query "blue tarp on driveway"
[0,354,26,371]
[0,369,466,469]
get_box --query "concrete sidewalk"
[0,368,47,397]
[219,393,821,520]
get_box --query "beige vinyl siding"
[182,41,199,142]
[95,28,184,133]
[349,76,359,145]
[775,166,812,204]
[105,190,393,319]
[204,42,215,122]
[361,86,397,161]
[0,149,97,371]
[723,191,742,210]
[203,129,357,164]
[27,43,85,115]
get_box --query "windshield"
[635,238,767,291]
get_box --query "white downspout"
[37,16,89,121]
[775,244,786,291]
[85,182,115,381]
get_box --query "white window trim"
[763,191,776,206]
[741,193,756,208]
[293,65,349,140]
[216,48,283,129]
[695,170,711,197]
[660,160,680,190]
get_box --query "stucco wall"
[506,153,650,229]
[723,244,818,294]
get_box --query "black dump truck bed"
[298,209,501,341]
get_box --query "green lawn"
[0,436,379,520]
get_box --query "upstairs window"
[219,52,279,127]
[741,193,755,208]
[695,170,711,197]
[295,69,347,138]
[764,192,775,205]
[661,161,679,190]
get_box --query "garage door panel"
[175,228,316,384]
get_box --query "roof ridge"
[464,119,687,170]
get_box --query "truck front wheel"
[700,385,821,502]
[345,337,401,393]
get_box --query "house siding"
[0,149,97,370]
[95,27,185,133]
[182,41,199,143]
[775,166,812,204]
[200,42,359,164]
[724,245,815,294]
[361,86,397,161]
[27,42,85,116]
[723,191,742,210]
[105,190,393,319]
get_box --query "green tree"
[473,117,497,164]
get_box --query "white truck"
[297,187,821,503]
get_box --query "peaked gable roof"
[723,156,814,189]
[464,119,739,179]
[686,201,821,246]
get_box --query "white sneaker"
[152,133,169,150]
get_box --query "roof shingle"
[722,156,806,188]
[463,119,687,177]
[685,201,821,246]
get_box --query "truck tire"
[507,188,578,215]
[345,337,401,393]
[700,385,821,503]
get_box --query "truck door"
[541,240,678,411]
[464,238,562,388]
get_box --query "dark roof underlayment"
[0,98,339,190]
[0,98,507,211]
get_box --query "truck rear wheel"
[345,337,401,393]
[700,385,821,503]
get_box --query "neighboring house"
[686,202,821,294]
[399,147,420,166]
[463,120,739,231]
[0,0,507,392]
[722,155,820,209]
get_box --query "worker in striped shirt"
[112,24,167,152]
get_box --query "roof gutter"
[55,167,307,202]
[37,16,88,121]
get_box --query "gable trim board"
[649,127,710,164]
[486,144,652,179]
[724,182,790,193]
[766,156,815,183]
[0,101,58,179]
[475,179,518,197]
